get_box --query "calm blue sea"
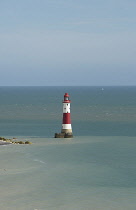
[0,86,136,210]
[0,86,136,137]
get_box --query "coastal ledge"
[0,137,32,145]
[54,133,73,138]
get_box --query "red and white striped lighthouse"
[54,93,73,138]
[61,93,73,135]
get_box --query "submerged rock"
[0,137,32,145]
[25,141,32,144]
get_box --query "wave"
[33,159,46,164]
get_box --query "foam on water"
[34,159,46,164]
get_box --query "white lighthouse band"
[63,103,70,113]
[62,124,72,129]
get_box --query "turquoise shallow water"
[0,136,136,210]
[0,86,136,209]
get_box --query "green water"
[0,136,136,210]
[0,86,136,209]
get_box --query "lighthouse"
[54,93,73,138]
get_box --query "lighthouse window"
[67,104,68,106]
[65,97,69,100]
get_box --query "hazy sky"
[0,0,136,86]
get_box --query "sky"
[0,0,136,86]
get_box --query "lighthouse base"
[54,132,73,138]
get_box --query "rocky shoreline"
[0,137,32,145]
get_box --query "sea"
[0,86,136,210]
